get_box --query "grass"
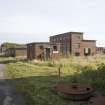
[0,56,16,62]
[0,56,27,64]
[5,55,105,105]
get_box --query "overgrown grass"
[0,56,16,62]
[5,55,105,105]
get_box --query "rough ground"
[0,64,24,105]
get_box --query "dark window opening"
[75,52,80,56]
[103,50,105,54]
[53,46,57,51]
[45,48,51,60]
[39,45,44,50]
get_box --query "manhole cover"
[54,83,94,101]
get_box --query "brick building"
[27,32,97,60]
[50,32,96,56]
[27,42,50,60]
[27,42,60,60]
[96,47,105,54]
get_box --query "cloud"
[0,0,105,46]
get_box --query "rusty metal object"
[54,83,94,101]
[88,95,105,105]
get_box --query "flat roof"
[27,42,50,45]
[97,47,105,48]
[7,47,27,50]
[70,32,83,34]
[82,40,96,42]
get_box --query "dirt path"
[0,64,24,105]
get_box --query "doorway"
[84,48,91,56]
[45,48,51,60]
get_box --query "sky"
[0,0,105,47]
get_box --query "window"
[62,36,66,41]
[60,37,62,41]
[75,52,80,56]
[39,45,44,50]
[73,43,80,48]
[53,38,56,43]
[56,38,58,41]
[53,46,57,51]
[50,38,53,42]
[76,36,81,39]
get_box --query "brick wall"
[50,32,96,56]
[71,32,83,55]
[81,40,96,56]
[35,43,50,59]
[50,32,71,55]
[27,43,35,60]
[27,43,50,60]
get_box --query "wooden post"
[58,66,61,79]
[58,64,62,79]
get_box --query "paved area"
[0,64,24,105]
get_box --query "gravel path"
[0,64,24,105]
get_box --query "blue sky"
[0,0,105,46]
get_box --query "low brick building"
[27,42,60,60]
[27,42,50,60]
[96,47,105,54]
[50,32,96,56]
[5,48,27,57]
[81,40,96,56]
